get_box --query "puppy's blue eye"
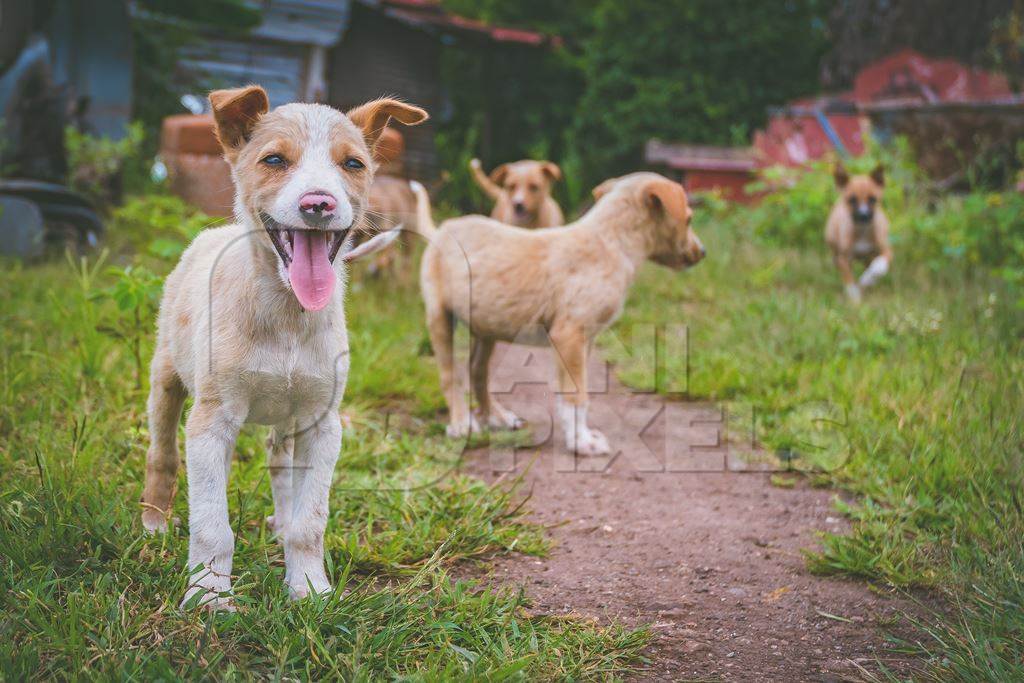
[261,154,285,166]
[343,158,365,171]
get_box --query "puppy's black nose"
[513,202,527,215]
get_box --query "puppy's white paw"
[845,283,862,304]
[574,428,611,457]
[446,414,481,439]
[470,158,482,170]
[287,575,332,601]
[484,410,526,431]
[141,509,169,534]
[858,255,889,289]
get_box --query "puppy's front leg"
[284,412,341,599]
[858,247,892,290]
[833,252,861,302]
[266,426,294,539]
[182,398,245,610]
[552,326,610,457]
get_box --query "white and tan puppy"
[413,172,704,456]
[139,85,426,608]
[825,164,893,302]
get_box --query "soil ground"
[457,343,925,682]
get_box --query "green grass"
[0,236,648,679]
[4,182,1022,679]
[602,199,1024,680]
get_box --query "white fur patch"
[268,106,356,232]
[858,255,889,288]
[846,282,862,303]
[557,397,610,456]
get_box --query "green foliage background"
[441,0,831,204]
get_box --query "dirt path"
[458,343,923,681]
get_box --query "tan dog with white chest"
[139,85,426,608]
[825,164,893,302]
[413,172,704,455]
[469,157,565,228]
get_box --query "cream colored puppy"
[139,85,426,609]
[413,172,705,456]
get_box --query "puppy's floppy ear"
[209,85,269,156]
[833,163,850,189]
[643,177,690,223]
[489,163,510,186]
[870,164,885,187]
[346,98,428,150]
[541,161,562,183]
[591,176,620,200]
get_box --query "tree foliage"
[821,0,1017,87]
[569,0,832,185]
[442,0,832,198]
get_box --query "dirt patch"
[457,343,926,681]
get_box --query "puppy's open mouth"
[260,212,350,312]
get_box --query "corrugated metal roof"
[179,39,309,106]
[363,0,560,47]
[252,0,351,47]
[645,140,757,172]
[178,1,352,106]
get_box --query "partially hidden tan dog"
[825,164,893,302]
[413,172,705,456]
[469,157,565,228]
[362,174,421,275]
[140,85,426,608]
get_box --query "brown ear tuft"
[643,177,689,223]
[870,164,885,187]
[591,176,620,201]
[833,163,850,189]
[346,98,428,150]
[541,161,562,183]
[209,85,269,155]
[489,163,510,186]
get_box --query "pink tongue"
[288,231,335,311]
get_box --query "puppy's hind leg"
[471,337,524,430]
[427,304,477,438]
[141,352,186,533]
[265,425,294,540]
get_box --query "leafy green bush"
[913,191,1024,293]
[65,122,146,209]
[108,193,221,258]
[94,263,164,389]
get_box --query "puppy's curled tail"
[409,180,437,240]
[469,158,502,200]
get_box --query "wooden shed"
[172,0,555,181]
